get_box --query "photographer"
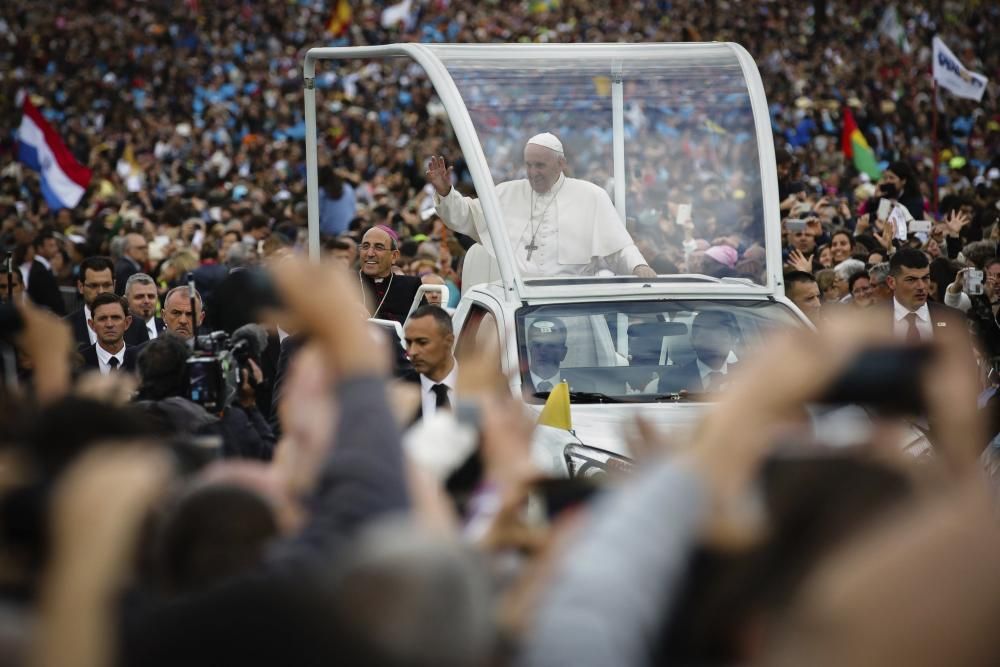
[946,260,1000,359]
[134,334,275,460]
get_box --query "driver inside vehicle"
[525,317,595,394]
[658,310,740,394]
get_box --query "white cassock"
[434,173,647,277]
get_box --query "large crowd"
[1,0,1000,665]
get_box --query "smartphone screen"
[676,203,692,227]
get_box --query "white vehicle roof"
[303,42,783,301]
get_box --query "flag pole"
[931,79,939,215]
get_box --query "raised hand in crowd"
[785,249,813,274]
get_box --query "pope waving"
[427,133,656,279]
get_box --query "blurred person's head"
[220,230,241,253]
[833,259,866,299]
[224,241,251,269]
[524,133,567,194]
[360,226,399,279]
[0,266,24,304]
[124,232,149,265]
[888,249,931,312]
[404,305,455,382]
[162,287,204,340]
[246,215,271,242]
[848,273,874,308]
[787,227,816,255]
[136,334,191,400]
[527,316,569,379]
[878,160,920,201]
[814,244,832,270]
[829,230,854,264]
[76,256,116,308]
[985,258,1000,299]
[324,238,354,269]
[125,273,159,323]
[785,271,822,323]
[87,292,132,352]
[815,269,839,303]
[155,480,280,596]
[420,273,446,306]
[960,240,997,269]
[659,453,912,665]
[691,310,738,369]
[332,518,496,667]
[31,228,59,261]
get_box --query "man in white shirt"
[886,248,959,342]
[403,305,457,420]
[81,292,139,374]
[426,133,655,279]
[123,273,165,345]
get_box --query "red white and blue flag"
[16,97,92,210]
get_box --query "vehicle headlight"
[563,443,634,478]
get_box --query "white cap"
[526,132,564,155]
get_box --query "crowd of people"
[1,0,1000,665]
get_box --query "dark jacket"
[79,343,141,373]
[123,317,166,346]
[133,395,275,461]
[64,306,91,347]
[114,257,142,296]
[267,333,306,439]
[27,259,66,315]
[359,272,421,325]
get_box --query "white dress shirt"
[145,317,159,340]
[419,362,458,418]
[530,370,562,392]
[696,358,730,390]
[893,299,933,340]
[95,342,127,375]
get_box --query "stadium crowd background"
[0,0,997,294]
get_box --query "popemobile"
[301,43,921,476]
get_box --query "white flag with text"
[932,36,988,102]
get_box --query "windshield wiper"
[533,390,624,404]
[650,392,710,402]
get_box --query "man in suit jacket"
[402,305,456,422]
[659,310,740,394]
[114,232,148,296]
[26,229,66,315]
[122,272,166,346]
[80,292,140,374]
[64,256,117,347]
[886,248,962,341]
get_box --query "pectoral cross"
[525,241,539,261]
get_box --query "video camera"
[183,273,267,413]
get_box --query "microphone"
[230,323,268,360]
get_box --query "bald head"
[360,226,399,279]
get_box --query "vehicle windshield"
[516,299,801,403]
[427,44,769,285]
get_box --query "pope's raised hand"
[426,155,453,197]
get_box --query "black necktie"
[108,357,120,371]
[431,383,451,410]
